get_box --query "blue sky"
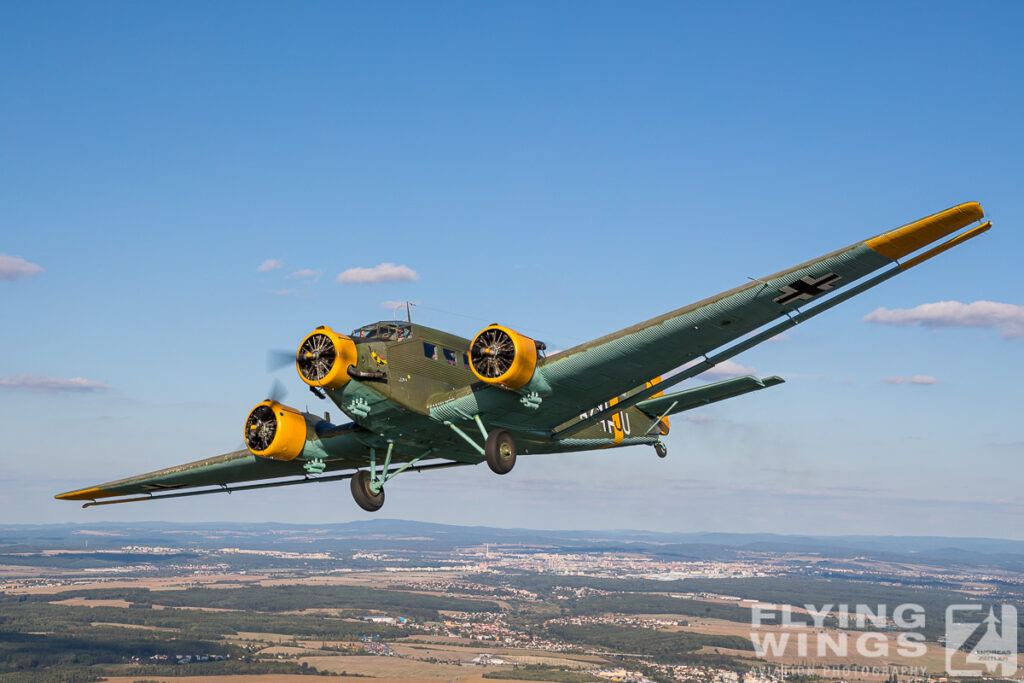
[2,1,1022,536]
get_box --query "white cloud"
[0,375,110,392]
[257,258,283,272]
[883,375,937,385]
[0,254,43,281]
[337,262,419,285]
[667,358,757,382]
[698,359,757,380]
[287,268,322,281]
[864,300,1024,339]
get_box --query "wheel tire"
[350,470,385,512]
[485,429,517,475]
[655,442,668,458]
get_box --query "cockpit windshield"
[350,321,413,342]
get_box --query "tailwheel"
[485,429,517,475]
[655,441,668,458]
[351,470,385,512]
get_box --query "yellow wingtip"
[55,486,114,501]
[866,202,985,260]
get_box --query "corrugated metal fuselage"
[323,322,661,464]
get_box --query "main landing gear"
[485,429,517,475]
[444,416,518,475]
[347,441,434,513]
[351,470,384,512]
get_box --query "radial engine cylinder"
[295,326,358,389]
[243,400,307,460]
[468,324,539,390]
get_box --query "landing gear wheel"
[485,429,517,475]
[350,470,385,512]
[655,442,668,458]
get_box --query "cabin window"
[463,353,470,368]
[443,349,458,366]
[351,322,412,341]
[423,342,437,360]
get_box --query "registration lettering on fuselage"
[580,402,631,436]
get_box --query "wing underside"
[55,450,313,502]
[635,375,785,419]
[56,424,382,506]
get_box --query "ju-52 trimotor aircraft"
[58,202,991,512]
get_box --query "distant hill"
[3,519,1024,568]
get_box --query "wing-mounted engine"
[468,324,541,390]
[244,400,308,460]
[295,326,358,389]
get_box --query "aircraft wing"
[54,423,398,507]
[536,201,989,434]
[55,450,313,504]
[431,202,990,436]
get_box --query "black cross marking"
[773,272,842,305]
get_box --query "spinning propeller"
[266,349,299,372]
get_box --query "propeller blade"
[267,349,297,372]
[267,379,288,403]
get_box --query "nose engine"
[296,326,358,390]
[244,400,307,460]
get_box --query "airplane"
[57,202,991,512]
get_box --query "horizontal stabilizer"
[636,375,784,418]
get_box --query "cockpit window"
[350,322,412,341]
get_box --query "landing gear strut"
[346,442,435,512]
[444,416,519,475]
[351,470,384,512]
[485,429,517,475]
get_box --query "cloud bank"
[0,254,43,281]
[337,263,419,284]
[865,300,1024,338]
[0,375,110,393]
[257,258,283,272]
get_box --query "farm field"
[2,521,1023,683]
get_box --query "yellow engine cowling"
[468,324,538,390]
[244,400,307,460]
[295,326,358,389]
